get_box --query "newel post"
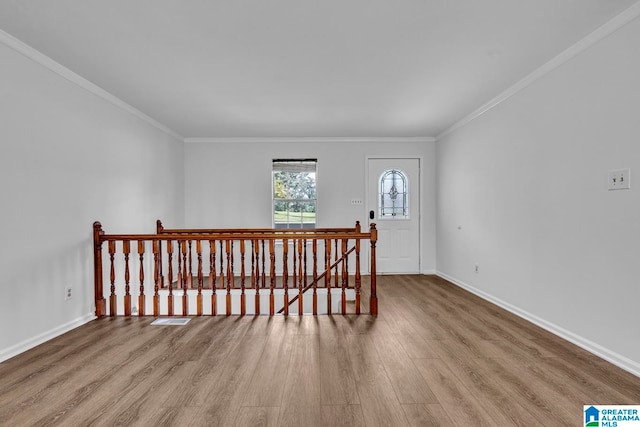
[156,219,164,285]
[93,221,106,317]
[369,223,378,316]
[355,221,362,314]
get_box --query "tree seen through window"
[273,160,317,228]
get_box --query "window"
[272,159,317,229]
[378,168,409,219]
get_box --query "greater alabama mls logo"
[584,405,640,427]
[585,406,599,427]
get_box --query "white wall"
[0,40,184,361]
[6,8,638,379]
[437,16,640,373]
[184,139,436,273]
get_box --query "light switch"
[608,169,631,190]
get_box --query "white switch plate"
[608,168,631,190]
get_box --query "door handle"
[369,210,375,220]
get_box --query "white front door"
[367,157,420,273]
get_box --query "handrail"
[93,221,378,317]
[157,219,358,235]
[98,232,373,241]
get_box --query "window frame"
[272,159,318,229]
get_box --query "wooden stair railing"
[277,245,356,314]
[93,221,378,317]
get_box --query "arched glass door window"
[378,169,409,219]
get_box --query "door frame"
[365,155,423,274]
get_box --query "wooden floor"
[1,275,639,427]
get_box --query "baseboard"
[421,269,437,275]
[436,271,640,378]
[0,313,96,363]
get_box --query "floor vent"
[151,318,191,326]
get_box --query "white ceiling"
[0,0,638,139]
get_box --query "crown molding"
[184,136,436,144]
[437,1,640,141]
[0,29,184,141]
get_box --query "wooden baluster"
[253,240,260,315]
[108,240,117,316]
[167,240,174,316]
[188,240,193,289]
[123,240,131,317]
[153,240,160,316]
[182,240,189,288]
[210,240,217,316]
[341,239,347,315]
[226,240,232,315]
[240,240,246,316]
[312,239,318,315]
[181,240,188,315]
[355,222,361,315]
[292,238,297,313]
[138,241,145,317]
[304,238,308,314]
[303,238,308,286]
[219,241,224,289]
[261,240,266,288]
[167,240,174,315]
[196,240,203,316]
[346,238,351,309]
[334,239,339,288]
[176,240,182,317]
[230,240,235,290]
[325,238,331,314]
[369,223,378,316]
[283,238,289,316]
[297,238,303,316]
[269,239,275,315]
[177,241,183,312]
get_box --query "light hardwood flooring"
[1,275,639,426]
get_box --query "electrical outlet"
[608,168,631,190]
[65,287,72,300]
